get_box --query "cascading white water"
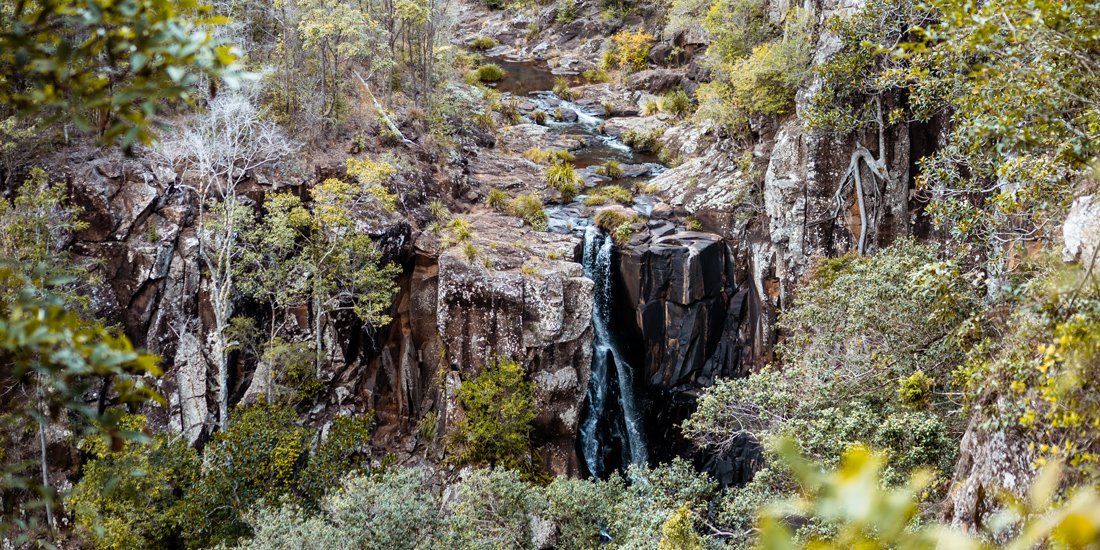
[579,226,648,477]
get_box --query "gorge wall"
[48,0,947,488]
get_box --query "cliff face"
[54,0,943,482]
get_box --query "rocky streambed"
[455,55,762,481]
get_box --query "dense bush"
[470,64,506,83]
[509,193,549,231]
[596,159,624,179]
[66,418,199,550]
[584,185,633,206]
[469,36,496,51]
[694,3,814,127]
[239,467,439,550]
[659,89,694,118]
[450,359,540,477]
[604,30,654,72]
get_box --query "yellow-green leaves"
[0,0,246,148]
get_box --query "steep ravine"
[465,54,760,481]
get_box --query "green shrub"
[523,147,573,165]
[685,216,703,231]
[585,185,632,206]
[660,89,694,118]
[444,469,548,548]
[240,467,441,550]
[582,67,611,82]
[695,7,813,126]
[596,159,624,179]
[509,193,549,231]
[606,30,654,72]
[470,36,497,51]
[755,439,1100,549]
[462,242,479,261]
[180,402,312,547]
[531,110,547,125]
[546,161,582,191]
[298,413,374,504]
[67,419,200,550]
[555,0,578,22]
[553,77,576,101]
[658,505,705,550]
[621,127,664,153]
[643,99,660,116]
[487,188,509,210]
[447,217,473,243]
[473,64,505,83]
[558,180,580,203]
[450,359,540,476]
[593,209,640,243]
[429,199,451,221]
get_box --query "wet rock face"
[617,230,742,388]
[612,226,752,467]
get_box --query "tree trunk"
[36,383,56,532]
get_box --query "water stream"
[580,227,649,477]
[484,57,660,477]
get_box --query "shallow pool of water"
[486,58,581,96]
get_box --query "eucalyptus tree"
[159,89,297,430]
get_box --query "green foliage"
[966,265,1100,479]
[469,36,497,50]
[524,147,575,165]
[803,0,919,132]
[66,422,199,550]
[472,64,506,83]
[898,370,935,408]
[595,160,624,179]
[240,178,401,340]
[429,200,451,221]
[659,505,705,550]
[531,110,548,125]
[0,0,244,147]
[593,209,640,243]
[180,402,312,547]
[546,161,582,192]
[605,30,655,72]
[584,185,633,206]
[555,0,578,22]
[487,188,510,210]
[756,439,1100,549]
[620,127,664,153]
[299,414,375,504]
[444,468,548,549]
[447,217,473,243]
[696,8,813,126]
[553,77,577,101]
[0,267,162,498]
[659,89,694,118]
[240,467,440,550]
[452,359,540,476]
[684,240,982,542]
[0,168,90,302]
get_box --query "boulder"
[626,69,687,94]
[1063,194,1100,263]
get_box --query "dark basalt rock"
[611,228,752,467]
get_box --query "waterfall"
[579,226,648,477]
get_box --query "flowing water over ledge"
[486,56,664,477]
